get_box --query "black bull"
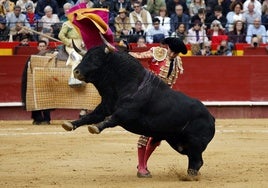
[62,45,215,177]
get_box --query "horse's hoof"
[88,125,100,134]
[137,171,152,178]
[62,121,74,131]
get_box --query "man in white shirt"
[243,0,261,16]
[6,5,30,28]
[146,17,169,43]
[246,18,267,44]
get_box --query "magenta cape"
[67,3,114,50]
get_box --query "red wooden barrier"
[1,55,268,103]
[0,55,29,103]
[243,46,268,55]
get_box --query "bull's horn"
[99,33,116,53]
[72,39,87,56]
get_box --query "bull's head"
[73,34,116,83]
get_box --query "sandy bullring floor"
[0,119,267,188]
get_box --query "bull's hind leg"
[186,150,203,178]
[166,140,203,181]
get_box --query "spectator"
[262,0,268,30]
[205,0,220,17]
[196,41,212,56]
[114,8,131,41]
[93,0,116,32]
[93,0,114,13]
[187,19,208,45]
[207,20,227,44]
[246,18,267,44]
[40,5,60,38]
[250,34,261,47]
[75,0,94,7]
[226,1,243,32]
[243,0,261,16]
[136,0,147,7]
[0,0,15,16]
[57,0,74,18]
[112,0,132,15]
[136,36,147,47]
[25,2,40,29]
[31,40,52,125]
[242,2,261,30]
[170,23,188,44]
[146,0,166,17]
[214,39,232,56]
[9,20,34,41]
[155,6,170,34]
[166,0,188,16]
[227,20,246,50]
[146,17,169,43]
[60,2,73,22]
[218,0,232,17]
[170,4,190,33]
[0,2,4,16]
[128,20,147,43]
[189,0,206,18]
[205,5,227,29]
[35,0,59,18]
[0,15,9,41]
[17,35,30,46]
[16,0,34,14]
[129,1,152,31]
[266,30,268,44]
[191,7,206,29]
[187,19,208,55]
[6,5,30,29]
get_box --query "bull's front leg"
[88,116,118,134]
[62,110,106,131]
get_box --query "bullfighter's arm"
[129,48,153,59]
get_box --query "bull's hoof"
[62,121,74,131]
[180,169,200,181]
[88,125,100,134]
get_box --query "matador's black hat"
[161,37,187,54]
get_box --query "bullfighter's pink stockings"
[144,138,159,169]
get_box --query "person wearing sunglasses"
[207,19,227,45]
[129,1,152,31]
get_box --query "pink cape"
[67,3,114,50]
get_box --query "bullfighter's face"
[167,48,178,59]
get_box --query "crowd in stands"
[0,0,268,55]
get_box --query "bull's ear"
[99,33,116,54]
[72,40,87,56]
